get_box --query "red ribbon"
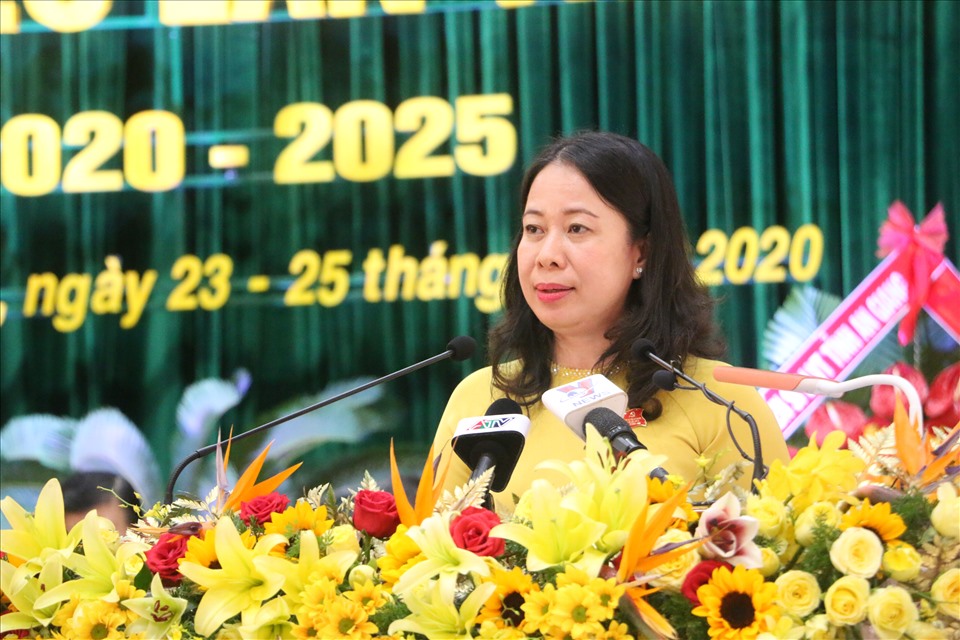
[876,200,949,345]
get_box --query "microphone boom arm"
[165,338,475,503]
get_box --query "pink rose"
[352,490,401,538]
[450,507,505,557]
[145,532,192,585]
[681,560,732,605]
[869,362,929,422]
[805,400,869,447]
[239,492,290,526]
[693,493,762,568]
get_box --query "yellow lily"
[490,479,608,575]
[393,513,493,598]
[34,512,148,609]
[177,516,290,636]
[258,529,358,610]
[539,428,660,553]
[388,576,496,639]
[123,573,189,639]
[0,555,64,634]
[0,478,81,569]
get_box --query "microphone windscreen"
[446,335,477,361]
[631,338,656,359]
[583,407,630,439]
[486,397,522,415]
[652,369,678,391]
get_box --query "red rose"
[925,362,960,428]
[450,506,504,557]
[145,532,192,585]
[680,560,731,606]
[869,362,929,422]
[352,489,401,539]
[239,492,290,526]
[804,400,869,447]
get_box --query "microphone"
[583,407,670,481]
[452,398,530,495]
[632,339,766,488]
[541,373,628,438]
[164,335,477,503]
[712,367,925,432]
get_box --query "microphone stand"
[164,336,476,503]
[639,345,767,490]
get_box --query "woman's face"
[517,161,644,342]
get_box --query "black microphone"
[452,398,530,500]
[164,335,477,503]
[632,338,767,488]
[583,407,670,481]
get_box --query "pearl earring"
[635,266,643,278]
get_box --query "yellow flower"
[65,600,127,640]
[519,584,557,637]
[906,621,949,640]
[176,516,289,636]
[746,495,787,538]
[476,565,539,627]
[829,527,883,578]
[537,428,663,555]
[327,524,362,554]
[931,568,960,619]
[867,586,918,639]
[803,613,840,640]
[0,479,81,570]
[647,476,698,527]
[758,547,781,578]
[760,432,864,513]
[774,570,821,617]
[315,597,378,640]
[262,499,332,539]
[551,582,607,636]
[387,577,496,638]
[377,525,424,589]
[648,528,700,591]
[393,513,492,598]
[691,565,780,640]
[840,498,906,542]
[823,575,870,626]
[931,483,960,539]
[756,614,804,640]
[490,479,607,575]
[794,502,842,546]
[882,540,922,582]
[0,555,65,633]
[123,573,189,639]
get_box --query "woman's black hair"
[61,471,139,525]
[488,131,724,418]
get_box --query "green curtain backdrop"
[1,0,957,475]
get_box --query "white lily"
[0,555,64,634]
[0,478,81,570]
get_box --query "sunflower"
[840,498,906,542]
[692,564,780,640]
[263,500,332,539]
[476,565,540,628]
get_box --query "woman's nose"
[536,230,565,268]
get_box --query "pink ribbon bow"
[876,201,949,345]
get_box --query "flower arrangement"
[2,402,958,640]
